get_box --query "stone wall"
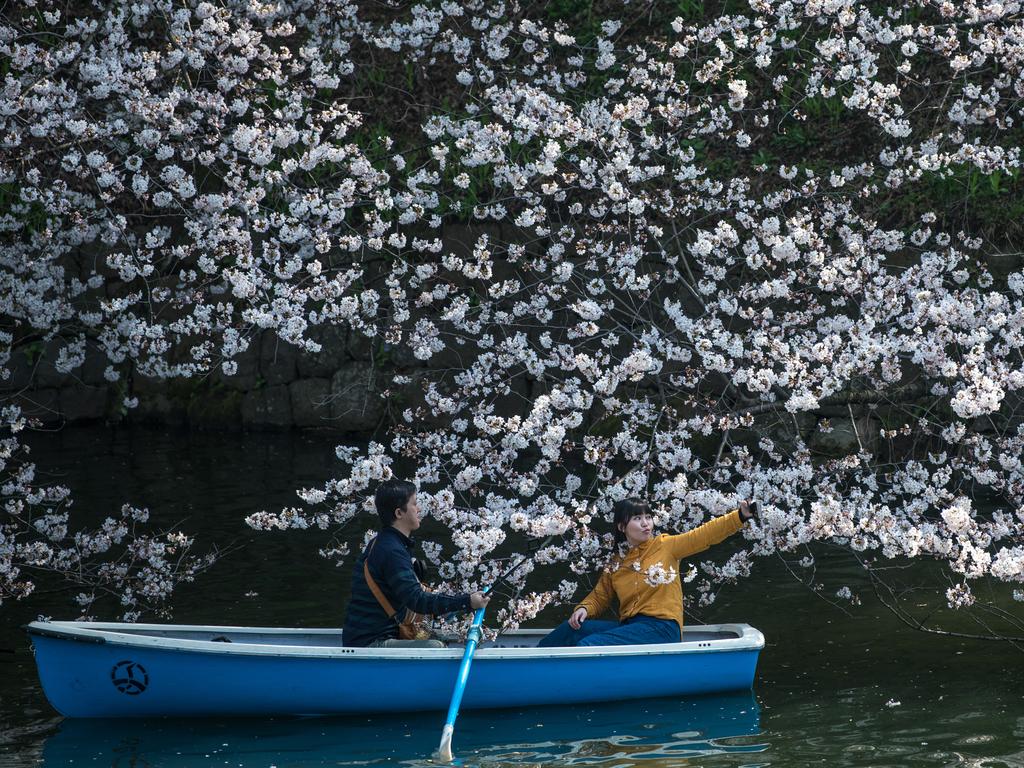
[0,327,987,464]
[5,226,1019,452]
[2,224,501,434]
[5,325,450,433]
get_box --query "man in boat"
[342,479,489,647]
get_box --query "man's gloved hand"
[412,557,427,582]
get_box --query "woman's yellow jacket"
[576,510,745,637]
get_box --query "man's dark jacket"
[342,526,471,647]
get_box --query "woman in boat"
[537,498,757,647]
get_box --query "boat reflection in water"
[42,691,764,767]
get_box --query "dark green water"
[1,427,1022,767]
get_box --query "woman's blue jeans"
[537,615,681,647]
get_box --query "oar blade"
[437,724,455,763]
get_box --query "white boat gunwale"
[26,620,764,661]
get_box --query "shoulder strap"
[363,537,400,620]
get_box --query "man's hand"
[739,500,759,522]
[469,591,490,610]
[569,607,588,629]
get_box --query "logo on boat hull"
[110,660,149,695]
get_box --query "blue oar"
[436,584,489,763]
[436,538,553,763]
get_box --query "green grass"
[674,0,706,21]
[802,94,846,122]
[0,183,50,236]
[907,163,1024,240]
[21,341,45,367]
[543,0,601,42]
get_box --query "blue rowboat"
[25,621,764,718]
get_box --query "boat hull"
[27,622,763,718]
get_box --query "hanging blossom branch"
[2,1,1024,630]
[1,407,218,619]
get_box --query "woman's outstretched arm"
[664,509,746,561]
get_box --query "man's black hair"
[375,479,417,528]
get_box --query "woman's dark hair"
[375,479,417,527]
[612,498,652,543]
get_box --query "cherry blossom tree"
[2,0,1024,635]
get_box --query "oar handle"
[445,586,490,714]
[451,594,488,693]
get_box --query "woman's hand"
[739,500,759,522]
[470,591,490,610]
[569,607,588,630]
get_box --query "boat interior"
[55,624,744,649]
